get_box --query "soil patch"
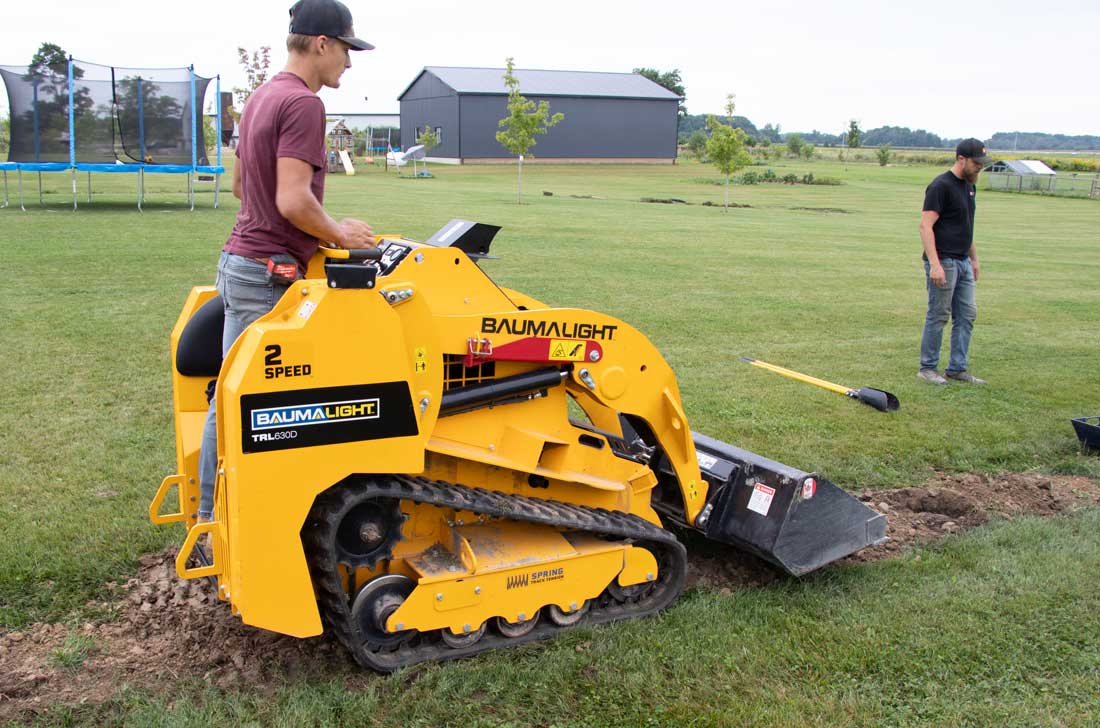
[789,206,851,214]
[640,197,691,204]
[3,472,1098,721]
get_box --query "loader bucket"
[691,432,887,576]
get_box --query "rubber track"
[303,474,688,672]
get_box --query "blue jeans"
[919,257,977,375]
[197,252,293,519]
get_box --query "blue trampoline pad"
[75,163,145,173]
[15,163,72,172]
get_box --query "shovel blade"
[852,387,899,412]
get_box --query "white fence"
[986,172,1100,199]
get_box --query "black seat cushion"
[175,295,224,377]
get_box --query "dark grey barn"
[397,67,680,163]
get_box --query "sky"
[2,0,1098,139]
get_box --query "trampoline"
[1,56,225,211]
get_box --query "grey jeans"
[197,252,292,519]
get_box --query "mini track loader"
[151,220,885,671]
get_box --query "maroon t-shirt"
[223,72,326,272]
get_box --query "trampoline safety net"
[1,58,210,165]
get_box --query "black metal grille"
[442,354,496,391]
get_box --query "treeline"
[987,131,1100,151]
[679,117,1100,151]
[678,113,759,140]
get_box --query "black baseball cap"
[956,138,991,164]
[289,0,374,50]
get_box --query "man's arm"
[968,243,980,282]
[232,160,243,200]
[275,157,375,248]
[919,210,946,287]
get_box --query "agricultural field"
[1,156,1099,726]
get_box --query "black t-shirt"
[922,170,975,260]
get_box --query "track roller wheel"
[494,611,541,638]
[352,574,416,650]
[440,623,487,649]
[548,600,591,627]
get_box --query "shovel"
[740,357,900,412]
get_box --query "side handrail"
[149,474,187,524]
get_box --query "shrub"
[877,144,891,166]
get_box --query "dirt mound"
[686,471,1100,586]
[2,472,1099,721]
[0,554,364,722]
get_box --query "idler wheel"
[351,574,416,649]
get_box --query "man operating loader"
[197,0,377,523]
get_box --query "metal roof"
[990,159,1056,175]
[399,67,681,100]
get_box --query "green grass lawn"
[2,157,1098,725]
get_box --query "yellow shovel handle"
[742,357,852,396]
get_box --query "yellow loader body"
[151,221,884,670]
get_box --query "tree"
[633,67,686,118]
[846,119,861,150]
[705,94,752,211]
[843,119,861,171]
[495,57,564,204]
[232,46,271,114]
[687,129,707,161]
[802,143,815,160]
[786,132,804,158]
[417,123,439,154]
[29,42,70,77]
[19,43,93,161]
[876,144,891,166]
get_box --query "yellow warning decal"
[549,339,587,362]
[414,346,428,373]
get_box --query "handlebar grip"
[320,246,385,261]
[346,247,384,260]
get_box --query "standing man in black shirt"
[917,138,991,385]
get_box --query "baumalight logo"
[251,398,380,430]
[481,317,618,341]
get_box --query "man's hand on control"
[929,262,947,288]
[971,259,980,282]
[337,218,376,249]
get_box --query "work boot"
[946,370,987,385]
[917,368,948,385]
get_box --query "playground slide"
[338,150,355,176]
